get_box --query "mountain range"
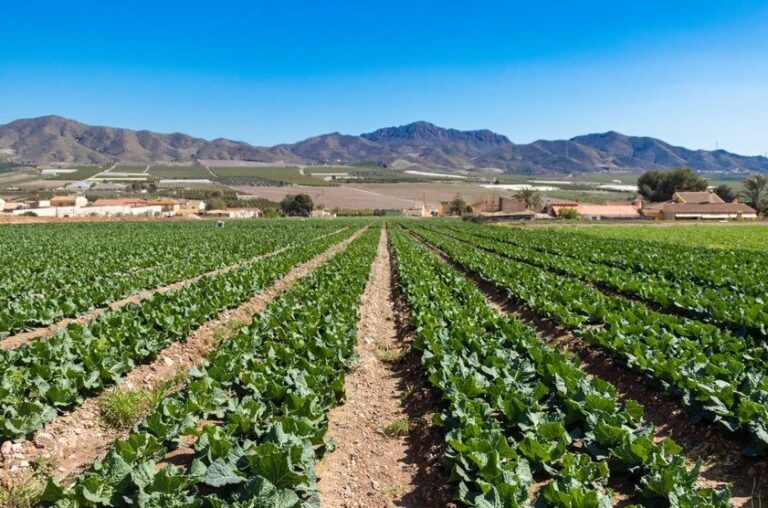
[1,115,766,175]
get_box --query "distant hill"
[1,116,766,175]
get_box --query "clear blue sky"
[1,1,767,155]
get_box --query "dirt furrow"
[0,227,364,485]
[0,228,347,351]
[316,228,452,508]
[409,229,768,506]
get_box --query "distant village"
[0,196,263,219]
[402,189,758,221]
[0,188,759,222]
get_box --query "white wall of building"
[13,205,164,217]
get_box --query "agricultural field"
[148,165,212,180]
[210,166,339,187]
[0,218,766,506]
[112,165,149,174]
[560,222,768,250]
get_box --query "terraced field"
[0,218,765,506]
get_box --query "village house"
[205,208,262,219]
[27,199,51,209]
[310,209,336,218]
[402,204,430,217]
[50,195,88,208]
[3,202,29,212]
[186,200,206,211]
[644,191,757,221]
[549,199,645,220]
[93,198,151,207]
[148,199,181,215]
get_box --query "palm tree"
[514,186,543,211]
[742,174,768,214]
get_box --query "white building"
[50,196,88,208]
[12,205,164,218]
[402,204,430,217]
[310,209,336,218]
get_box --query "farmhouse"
[183,199,206,211]
[403,204,430,217]
[550,199,644,220]
[148,199,181,214]
[94,198,150,207]
[204,208,263,219]
[310,209,336,218]
[28,199,51,208]
[644,191,757,220]
[50,195,88,208]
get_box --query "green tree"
[558,207,580,220]
[637,168,708,202]
[206,197,227,211]
[513,186,543,211]
[447,193,472,215]
[714,184,737,203]
[741,174,768,214]
[280,194,314,217]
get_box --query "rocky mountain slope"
[1,116,766,174]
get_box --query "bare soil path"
[0,228,365,486]
[316,228,453,508]
[409,229,768,506]
[0,228,347,351]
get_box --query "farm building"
[182,199,206,211]
[27,199,51,208]
[3,202,29,212]
[50,196,88,208]
[437,196,527,216]
[148,199,181,214]
[403,204,430,217]
[310,209,336,218]
[204,208,262,219]
[0,198,5,211]
[94,198,151,207]
[549,199,644,220]
[644,191,757,220]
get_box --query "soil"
[0,227,364,486]
[0,228,348,351]
[410,230,768,506]
[316,228,454,507]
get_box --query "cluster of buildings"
[0,196,203,218]
[548,191,757,221]
[428,190,758,222]
[0,196,262,219]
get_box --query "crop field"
[148,165,212,179]
[0,219,765,506]
[113,165,149,173]
[561,223,768,251]
[210,166,339,186]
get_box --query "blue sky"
[1,1,767,154]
